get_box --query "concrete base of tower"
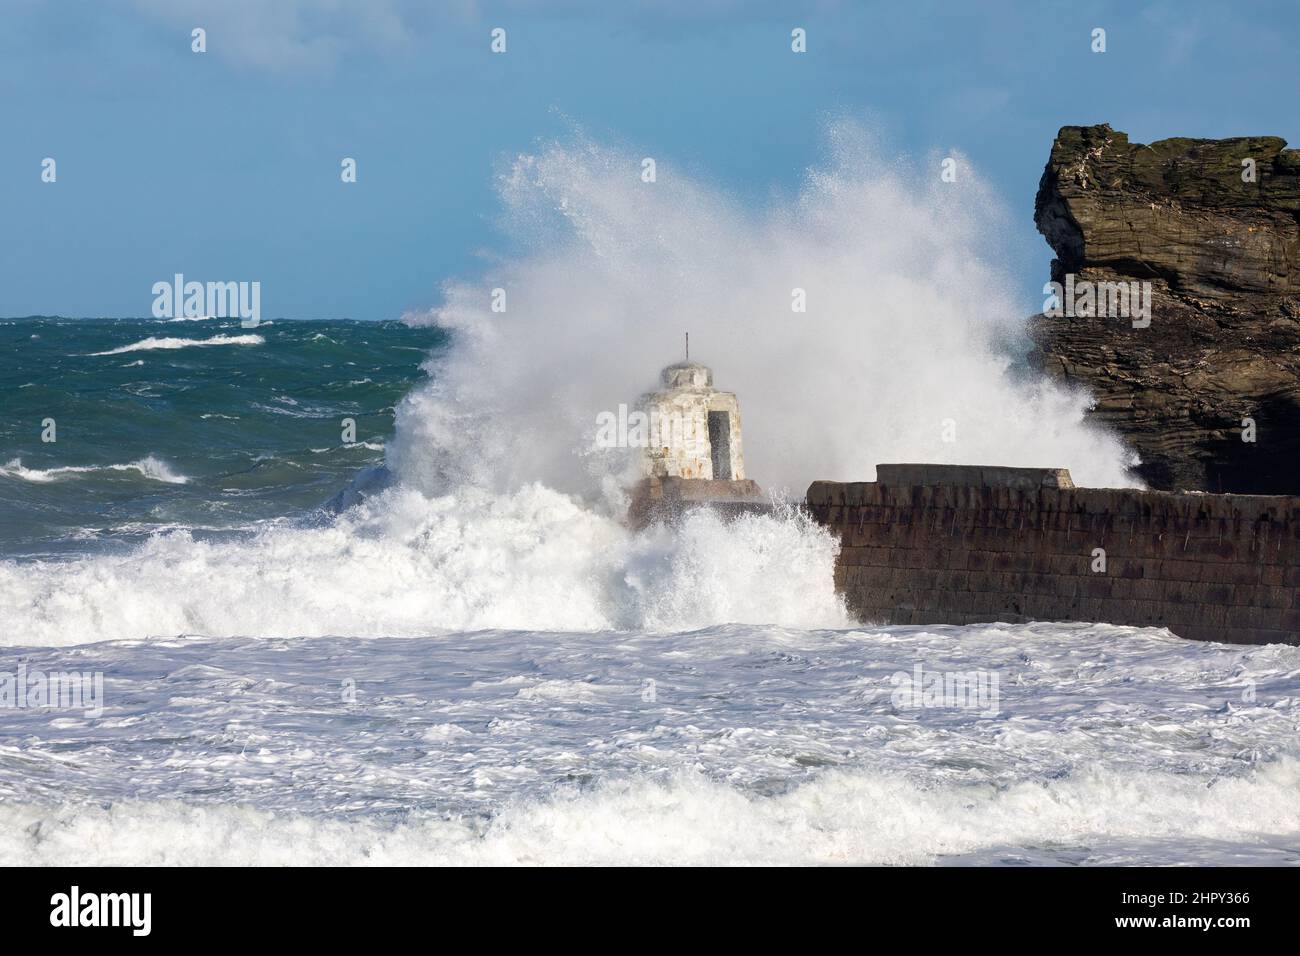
[626,476,769,529]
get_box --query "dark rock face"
[1028,124,1300,493]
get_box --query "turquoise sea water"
[0,317,445,557]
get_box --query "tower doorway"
[708,411,732,479]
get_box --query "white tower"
[638,361,746,481]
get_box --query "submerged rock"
[322,463,393,514]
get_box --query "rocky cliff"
[1028,124,1300,493]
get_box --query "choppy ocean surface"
[0,317,438,558]
[2,317,1299,866]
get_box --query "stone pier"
[807,464,1300,645]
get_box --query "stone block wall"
[806,474,1300,645]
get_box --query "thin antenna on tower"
[686,332,689,362]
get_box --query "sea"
[1,316,1299,866]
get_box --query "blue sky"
[2,0,1297,320]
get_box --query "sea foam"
[5,760,1299,866]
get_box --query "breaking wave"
[392,122,1137,497]
[0,455,190,485]
[7,760,1299,865]
[0,487,846,645]
[0,122,1138,646]
[89,334,264,355]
